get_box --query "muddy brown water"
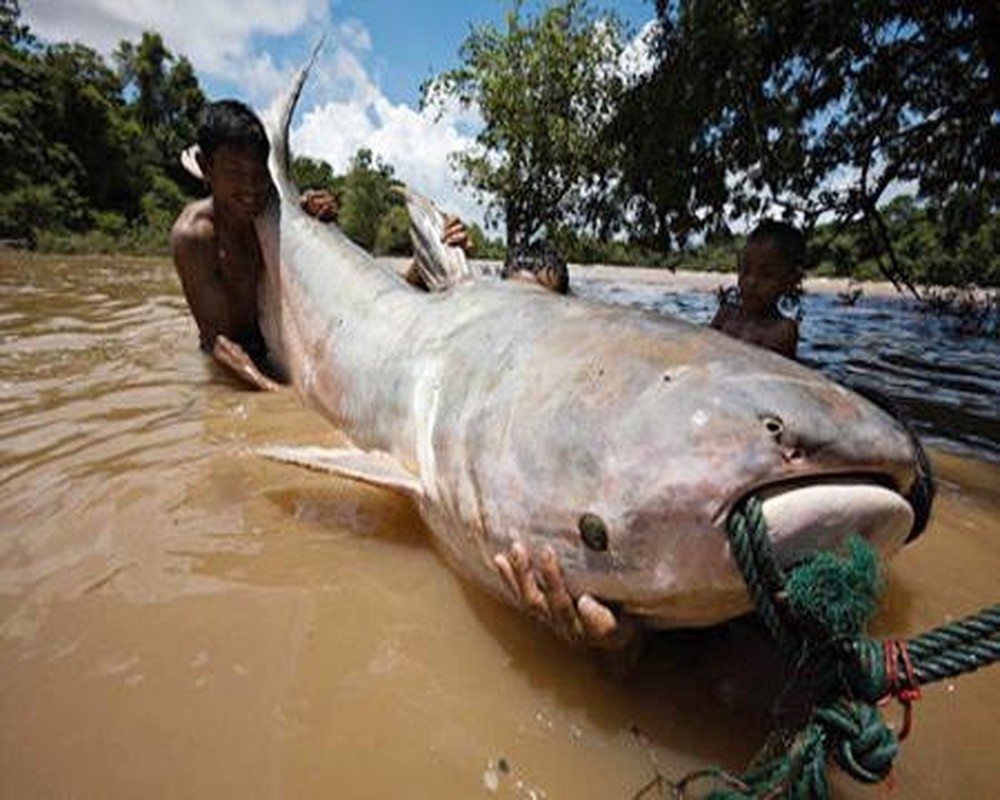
[1,252,998,798]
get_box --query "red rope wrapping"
[881,639,922,740]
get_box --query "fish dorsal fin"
[402,185,472,291]
[261,37,324,206]
[257,445,424,499]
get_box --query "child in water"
[710,220,806,359]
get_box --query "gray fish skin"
[255,57,926,630]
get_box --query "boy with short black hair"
[171,99,284,390]
[503,241,570,295]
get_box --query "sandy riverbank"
[570,263,907,298]
[376,256,908,299]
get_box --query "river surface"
[1,252,998,798]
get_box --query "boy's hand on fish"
[442,215,472,253]
[212,335,282,392]
[300,189,339,222]
[493,543,640,650]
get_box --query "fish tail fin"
[401,185,472,291]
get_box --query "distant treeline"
[666,193,1000,289]
[1,2,997,289]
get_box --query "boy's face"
[738,239,800,313]
[200,143,272,221]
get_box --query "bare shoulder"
[171,198,215,258]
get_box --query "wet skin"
[171,143,279,391]
[711,239,801,358]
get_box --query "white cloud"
[23,0,327,80]
[337,19,372,52]
[293,45,487,230]
[620,20,659,85]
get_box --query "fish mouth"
[723,474,916,567]
[632,472,925,629]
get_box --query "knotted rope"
[668,495,1000,799]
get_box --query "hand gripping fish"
[254,53,932,633]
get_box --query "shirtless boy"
[171,100,283,391]
[173,100,476,388]
[711,220,806,359]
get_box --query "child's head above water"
[194,100,272,220]
[196,100,269,163]
[738,220,806,314]
[503,241,570,294]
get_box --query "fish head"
[500,339,933,628]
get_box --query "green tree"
[0,7,209,250]
[43,42,145,218]
[424,0,625,251]
[374,205,412,256]
[115,32,204,181]
[0,8,96,238]
[612,0,999,290]
[338,148,400,252]
[465,221,506,260]
[292,154,343,196]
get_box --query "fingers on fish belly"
[492,542,639,651]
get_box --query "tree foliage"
[337,148,405,254]
[424,0,625,250]
[291,155,343,197]
[0,7,203,247]
[611,0,999,290]
[114,31,204,185]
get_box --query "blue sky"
[23,0,659,229]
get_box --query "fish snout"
[839,384,936,543]
[754,391,935,545]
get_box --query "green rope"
[725,497,794,650]
[670,495,1000,800]
[846,605,1000,700]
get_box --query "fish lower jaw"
[754,479,914,566]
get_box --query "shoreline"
[569,263,909,298]
[376,255,911,298]
[0,249,954,300]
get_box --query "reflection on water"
[576,279,1000,465]
[1,252,999,799]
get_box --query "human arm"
[170,205,280,391]
[442,214,471,251]
[211,335,282,391]
[493,543,641,650]
[710,285,737,331]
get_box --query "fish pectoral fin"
[257,445,424,499]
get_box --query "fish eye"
[578,513,609,552]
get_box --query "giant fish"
[253,54,932,632]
